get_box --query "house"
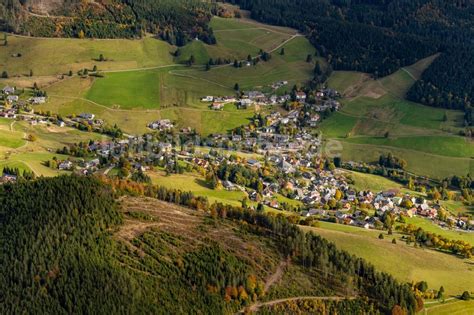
[6,95,18,103]
[279,160,294,173]
[296,91,306,101]
[159,142,172,153]
[29,96,46,104]
[268,199,280,209]
[309,114,320,126]
[238,98,253,109]
[247,159,261,168]
[148,119,173,130]
[210,102,224,110]
[79,113,95,120]
[201,96,214,102]
[232,134,242,142]
[222,180,235,191]
[84,158,100,169]
[2,86,15,95]
[59,160,73,170]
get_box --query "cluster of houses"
[0,86,48,119]
[2,86,47,106]
[148,119,174,131]
[5,78,465,233]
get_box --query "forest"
[227,0,474,111]
[0,0,216,45]
[0,175,420,314]
[407,47,474,125]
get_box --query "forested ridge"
[0,0,216,45]
[0,175,421,314]
[227,0,474,114]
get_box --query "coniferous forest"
[0,0,216,45]
[227,0,474,115]
[0,175,421,314]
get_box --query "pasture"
[341,169,423,196]
[86,69,163,109]
[148,170,247,206]
[302,222,474,296]
[337,141,472,179]
[403,217,474,246]
[34,15,316,135]
[322,55,472,178]
[0,34,174,76]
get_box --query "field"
[340,169,424,196]
[0,34,175,76]
[337,141,473,179]
[440,199,474,216]
[148,170,247,206]
[302,222,474,296]
[425,299,474,315]
[322,55,473,178]
[403,217,474,245]
[0,120,106,176]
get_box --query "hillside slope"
[0,0,215,45]
[0,176,419,314]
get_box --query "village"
[3,82,467,235]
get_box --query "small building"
[148,119,173,130]
[238,98,253,109]
[6,95,19,103]
[29,96,46,104]
[79,113,95,120]
[59,160,73,170]
[2,86,15,95]
[201,96,214,102]
[222,180,235,191]
[296,91,306,101]
[211,102,224,110]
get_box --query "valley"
[0,1,473,314]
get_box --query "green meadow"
[302,222,474,296]
[0,34,174,76]
[321,55,473,178]
[86,69,163,109]
[345,136,473,158]
[403,217,474,246]
[337,141,473,179]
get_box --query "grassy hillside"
[32,16,315,135]
[302,222,474,296]
[0,34,175,76]
[322,56,473,178]
[0,119,105,176]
